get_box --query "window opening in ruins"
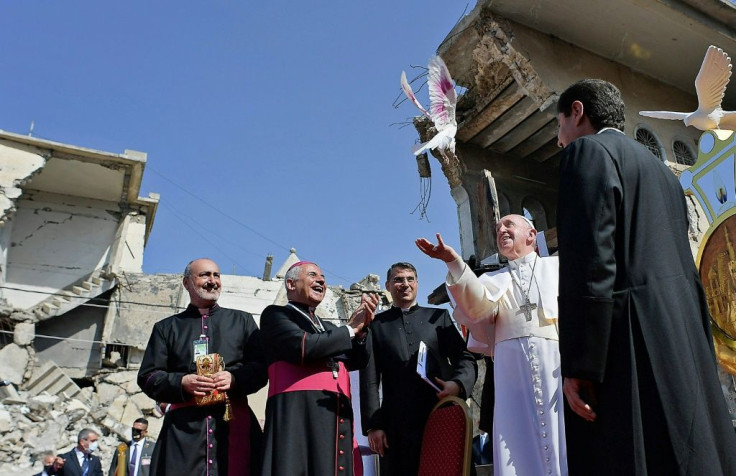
[673,139,696,166]
[635,126,664,161]
[0,317,12,347]
[523,208,535,227]
[103,343,130,368]
[522,197,548,231]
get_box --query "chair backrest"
[417,395,472,476]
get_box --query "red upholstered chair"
[417,395,472,476]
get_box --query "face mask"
[132,428,143,441]
[87,441,98,453]
[44,465,53,473]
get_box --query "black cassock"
[557,130,736,475]
[138,305,268,476]
[259,302,369,476]
[359,305,477,476]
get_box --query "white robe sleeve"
[446,258,508,356]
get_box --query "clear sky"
[0,2,477,304]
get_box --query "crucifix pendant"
[518,298,537,322]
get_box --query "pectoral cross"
[518,298,537,322]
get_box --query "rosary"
[508,254,538,322]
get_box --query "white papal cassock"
[446,252,567,476]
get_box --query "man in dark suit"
[556,79,736,475]
[34,452,57,476]
[471,431,491,466]
[52,428,103,476]
[360,262,477,475]
[107,418,155,476]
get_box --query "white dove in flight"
[401,55,457,155]
[640,45,736,131]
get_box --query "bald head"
[183,258,222,308]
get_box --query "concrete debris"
[0,372,162,476]
[13,322,35,346]
[0,343,30,385]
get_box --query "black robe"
[359,305,477,476]
[137,305,268,476]
[557,130,736,475]
[259,302,369,476]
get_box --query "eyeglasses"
[391,277,416,284]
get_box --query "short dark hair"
[386,262,417,282]
[557,79,625,132]
[134,417,148,427]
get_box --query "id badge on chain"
[193,335,208,362]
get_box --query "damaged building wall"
[0,143,46,294]
[0,132,164,474]
[434,8,702,262]
[108,213,148,275]
[4,191,119,310]
[34,295,108,379]
[0,141,46,225]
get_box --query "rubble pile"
[0,370,162,476]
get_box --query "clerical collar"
[508,252,537,268]
[393,304,419,313]
[186,303,220,315]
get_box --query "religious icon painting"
[682,129,736,374]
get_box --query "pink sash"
[267,360,351,398]
[267,361,362,476]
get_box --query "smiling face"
[183,259,222,308]
[495,215,537,260]
[286,263,326,307]
[386,266,418,309]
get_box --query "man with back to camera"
[359,261,477,475]
[556,78,736,474]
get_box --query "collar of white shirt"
[508,252,537,269]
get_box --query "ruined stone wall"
[0,381,163,476]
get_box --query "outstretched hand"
[415,233,461,263]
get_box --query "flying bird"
[401,55,457,155]
[640,45,736,131]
